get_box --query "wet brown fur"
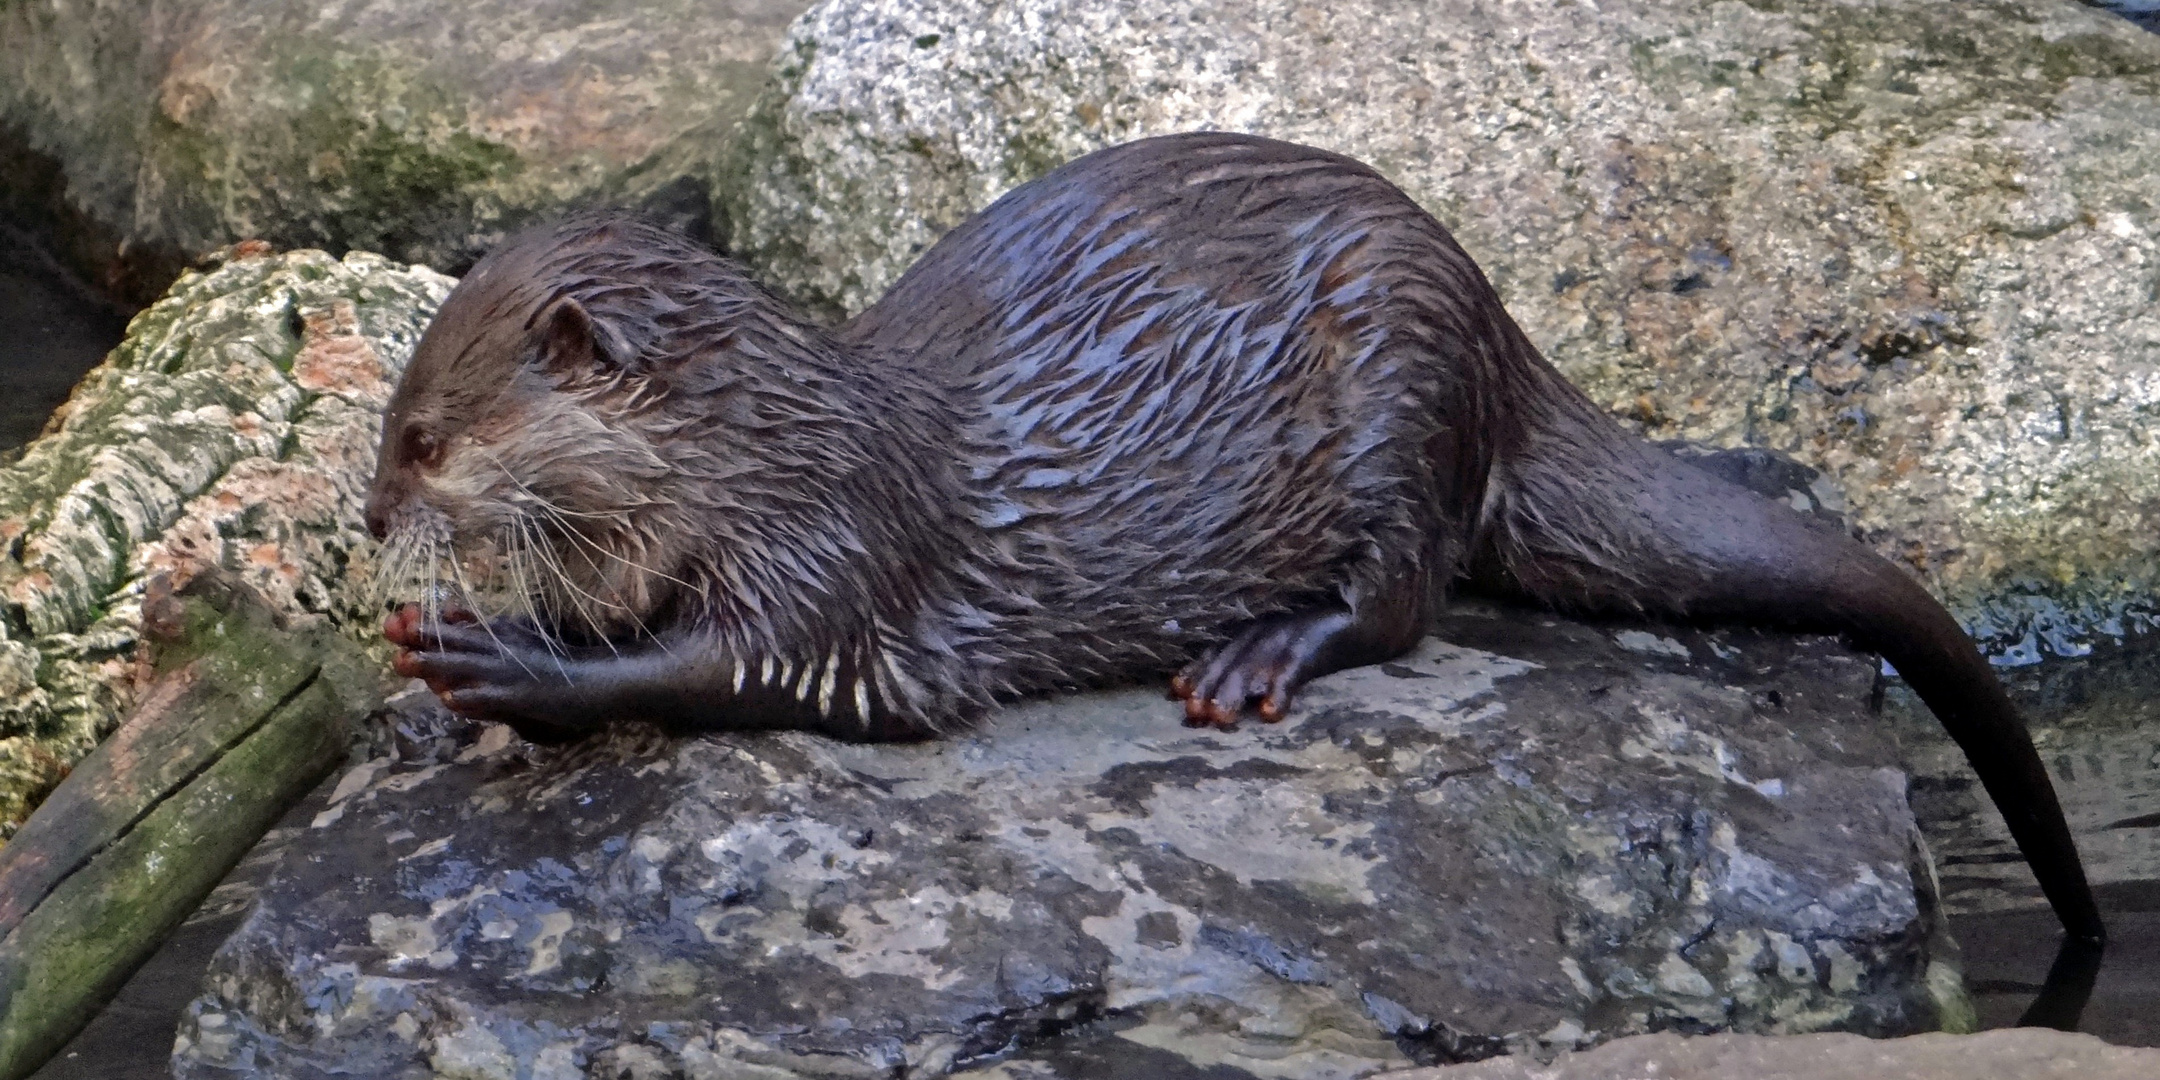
[366,133,2100,941]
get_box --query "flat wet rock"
[175,605,1961,1079]
[1380,1028,2160,1080]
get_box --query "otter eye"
[401,426,445,470]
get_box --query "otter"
[363,132,2101,943]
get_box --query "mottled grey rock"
[0,0,810,300]
[0,247,450,835]
[174,607,1965,1079]
[722,0,2160,661]
[1373,1028,2160,1080]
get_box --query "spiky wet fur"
[369,138,1728,736]
[370,220,1010,730]
[365,132,2099,941]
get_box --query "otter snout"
[363,484,399,540]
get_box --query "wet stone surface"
[174,605,1962,1079]
[1387,1027,2160,1080]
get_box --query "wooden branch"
[0,571,380,1080]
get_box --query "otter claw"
[438,684,597,744]
[1170,611,1353,729]
[386,604,584,737]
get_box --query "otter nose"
[363,493,391,540]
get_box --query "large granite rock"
[1376,1028,2160,1080]
[0,247,450,835]
[721,0,2160,661]
[0,0,810,304]
[172,607,1965,1079]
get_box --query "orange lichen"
[293,301,392,401]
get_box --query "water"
[2089,1,2160,33]
[1885,628,2160,1045]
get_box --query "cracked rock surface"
[723,0,2160,661]
[174,605,1962,1079]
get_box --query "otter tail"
[1475,358,2103,944]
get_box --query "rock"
[173,606,1965,1079]
[0,245,451,836]
[722,0,2160,660]
[0,0,811,304]
[1373,1028,2160,1080]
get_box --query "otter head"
[367,214,947,655]
[364,218,695,639]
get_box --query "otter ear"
[533,297,635,375]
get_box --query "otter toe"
[440,683,599,743]
[1175,619,1300,727]
[384,603,426,648]
[1172,611,1361,729]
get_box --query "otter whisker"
[525,509,680,661]
[370,513,452,621]
[420,528,449,633]
[548,525,651,636]
[478,450,622,521]
[503,518,573,680]
[536,501,706,628]
[512,496,638,614]
[518,516,624,659]
[510,517,574,661]
[446,547,537,681]
[369,527,400,607]
[484,452,707,601]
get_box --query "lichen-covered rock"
[722,0,2160,660]
[1373,1028,2160,1080]
[0,0,810,299]
[0,248,451,836]
[173,607,1965,1079]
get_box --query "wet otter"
[364,132,2101,942]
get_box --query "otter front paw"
[383,604,597,743]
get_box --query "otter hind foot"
[384,603,595,743]
[1172,609,1364,729]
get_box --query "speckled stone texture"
[0,248,450,835]
[1374,1028,2160,1080]
[0,0,811,296]
[722,0,2160,662]
[172,607,1964,1079]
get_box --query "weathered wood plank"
[0,572,379,1080]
